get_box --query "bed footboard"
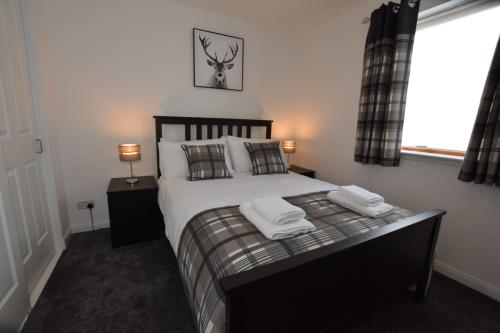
[220,209,445,333]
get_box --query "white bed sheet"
[158,172,338,255]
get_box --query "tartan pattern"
[459,36,500,186]
[243,141,288,175]
[181,144,232,181]
[354,1,419,166]
[178,191,413,333]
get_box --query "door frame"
[18,0,67,311]
[19,0,66,253]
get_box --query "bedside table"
[289,165,315,178]
[107,176,164,248]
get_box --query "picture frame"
[193,28,244,91]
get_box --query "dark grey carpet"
[23,229,500,333]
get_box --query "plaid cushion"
[243,141,288,175]
[181,144,232,181]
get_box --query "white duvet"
[158,172,338,255]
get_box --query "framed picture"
[193,28,244,91]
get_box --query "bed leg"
[414,264,433,302]
[414,216,442,302]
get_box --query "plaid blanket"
[177,191,412,333]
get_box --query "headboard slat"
[196,124,202,140]
[207,125,213,139]
[185,124,191,141]
[154,116,273,177]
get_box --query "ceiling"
[170,0,358,33]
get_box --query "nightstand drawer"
[110,217,164,248]
[107,190,158,220]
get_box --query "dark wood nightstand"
[107,176,164,248]
[289,165,315,178]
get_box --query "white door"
[0,0,55,329]
[0,175,29,331]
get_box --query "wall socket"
[77,200,95,210]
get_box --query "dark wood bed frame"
[154,115,446,333]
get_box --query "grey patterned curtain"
[354,0,420,166]
[458,37,500,186]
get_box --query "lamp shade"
[118,144,141,161]
[282,140,296,154]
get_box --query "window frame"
[401,0,498,159]
[400,146,465,157]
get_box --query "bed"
[154,115,446,333]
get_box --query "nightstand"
[107,176,164,248]
[289,165,315,178]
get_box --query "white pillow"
[226,136,288,173]
[158,137,234,178]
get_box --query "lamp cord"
[87,203,95,231]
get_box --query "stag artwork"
[199,35,239,89]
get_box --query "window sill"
[401,149,464,167]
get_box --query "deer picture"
[199,35,239,89]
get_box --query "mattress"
[158,171,338,254]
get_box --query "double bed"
[154,115,446,333]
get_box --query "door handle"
[35,139,43,153]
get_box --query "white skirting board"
[18,249,63,332]
[71,219,110,234]
[63,226,72,247]
[434,259,500,302]
[29,249,63,307]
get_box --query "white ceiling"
[170,0,358,33]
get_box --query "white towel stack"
[327,185,394,218]
[251,195,306,225]
[239,196,315,240]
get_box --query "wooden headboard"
[154,116,273,177]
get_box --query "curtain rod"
[361,0,424,24]
[361,0,488,24]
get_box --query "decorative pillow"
[226,136,288,173]
[158,138,234,179]
[181,144,233,181]
[243,141,289,175]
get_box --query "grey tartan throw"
[177,191,412,333]
[354,1,419,166]
[182,144,232,181]
[459,36,500,186]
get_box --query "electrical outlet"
[77,200,95,210]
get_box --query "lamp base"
[125,177,140,185]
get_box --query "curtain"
[458,37,500,186]
[354,0,420,166]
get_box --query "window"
[401,4,500,157]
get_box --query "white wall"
[294,0,500,296]
[37,0,299,232]
[36,0,500,298]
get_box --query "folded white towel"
[240,202,315,240]
[327,191,394,218]
[338,185,384,207]
[251,195,306,225]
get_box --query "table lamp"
[282,140,296,164]
[118,144,141,185]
